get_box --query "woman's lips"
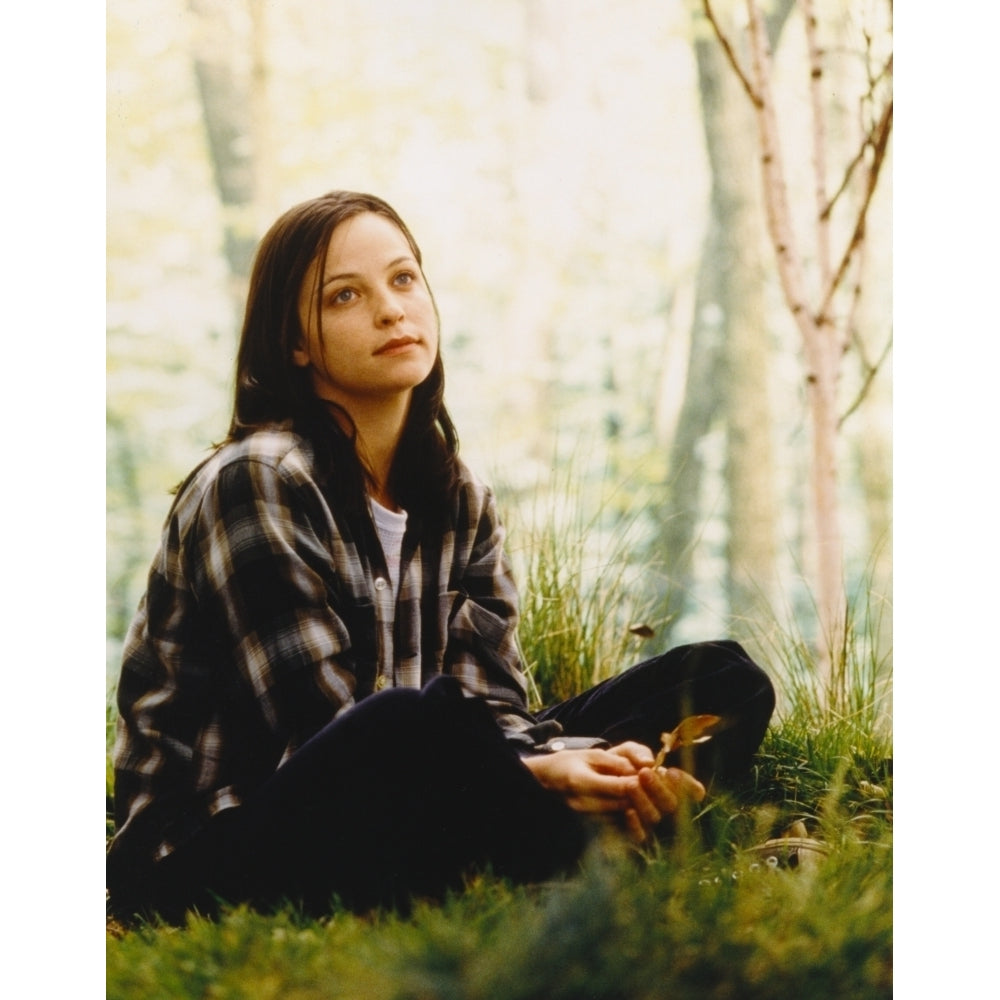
[374,336,420,355]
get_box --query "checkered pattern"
[112,424,534,861]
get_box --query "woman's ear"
[291,315,312,368]
[291,340,311,368]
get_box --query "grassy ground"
[107,689,892,999]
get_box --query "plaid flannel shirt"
[111,424,537,862]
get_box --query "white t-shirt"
[368,497,408,595]
[368,497,408,687]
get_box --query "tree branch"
[839,328,892,429]
[821,54,892,221]
[817,96,893,324]
[804,0,832,290]
[701,0,761,106]
[744,0,814,349]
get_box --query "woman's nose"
[375,291,404,325]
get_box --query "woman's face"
[293,211,439,414]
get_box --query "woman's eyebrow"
[322,256,415,287]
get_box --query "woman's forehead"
[321,212,413,274]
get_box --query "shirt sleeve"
[443,483,539,737]
[186,454,359,749]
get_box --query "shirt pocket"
[440,589,510,674]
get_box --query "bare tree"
[701,0,892,689]
[656,0,795,642]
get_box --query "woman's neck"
[326,392,411,510]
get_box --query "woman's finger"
[607,741,655,770]
[659,767,707,803]
[625,779,665,828]
[585,749,642,776]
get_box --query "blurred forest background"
[106,0,892,691]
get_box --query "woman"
[107,191,775,923]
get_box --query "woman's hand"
[522,740,705,842]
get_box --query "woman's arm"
[187,452,361,749]
[441,481,538,732]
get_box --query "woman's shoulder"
[217,423,314,472]
[450,457,503,521]
[453,457,491,497]
[177,423,319,505]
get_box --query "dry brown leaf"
[653,713,723,768]
[628,623,656,639]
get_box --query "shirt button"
[374,577,389,591]
[375,675,389,691]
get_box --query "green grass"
[500,465,668,708]
[107,491,892,999]
[107,736,892,1000]
[108,832,891,1000]
[107,651,892,1000]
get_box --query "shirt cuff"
[505,719,611,755]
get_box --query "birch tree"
[701,0,892,690]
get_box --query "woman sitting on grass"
[107,190,775,924]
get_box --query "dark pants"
[538,639,775,786]
[108,641,774,923]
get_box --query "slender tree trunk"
[708,46,778,628]
[743,0,845,664]
[656,2,794,640]
[655,220,724,639]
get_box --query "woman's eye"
[394,271,415,287]
[332,288,355,304]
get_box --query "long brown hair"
[228,191,460,520]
